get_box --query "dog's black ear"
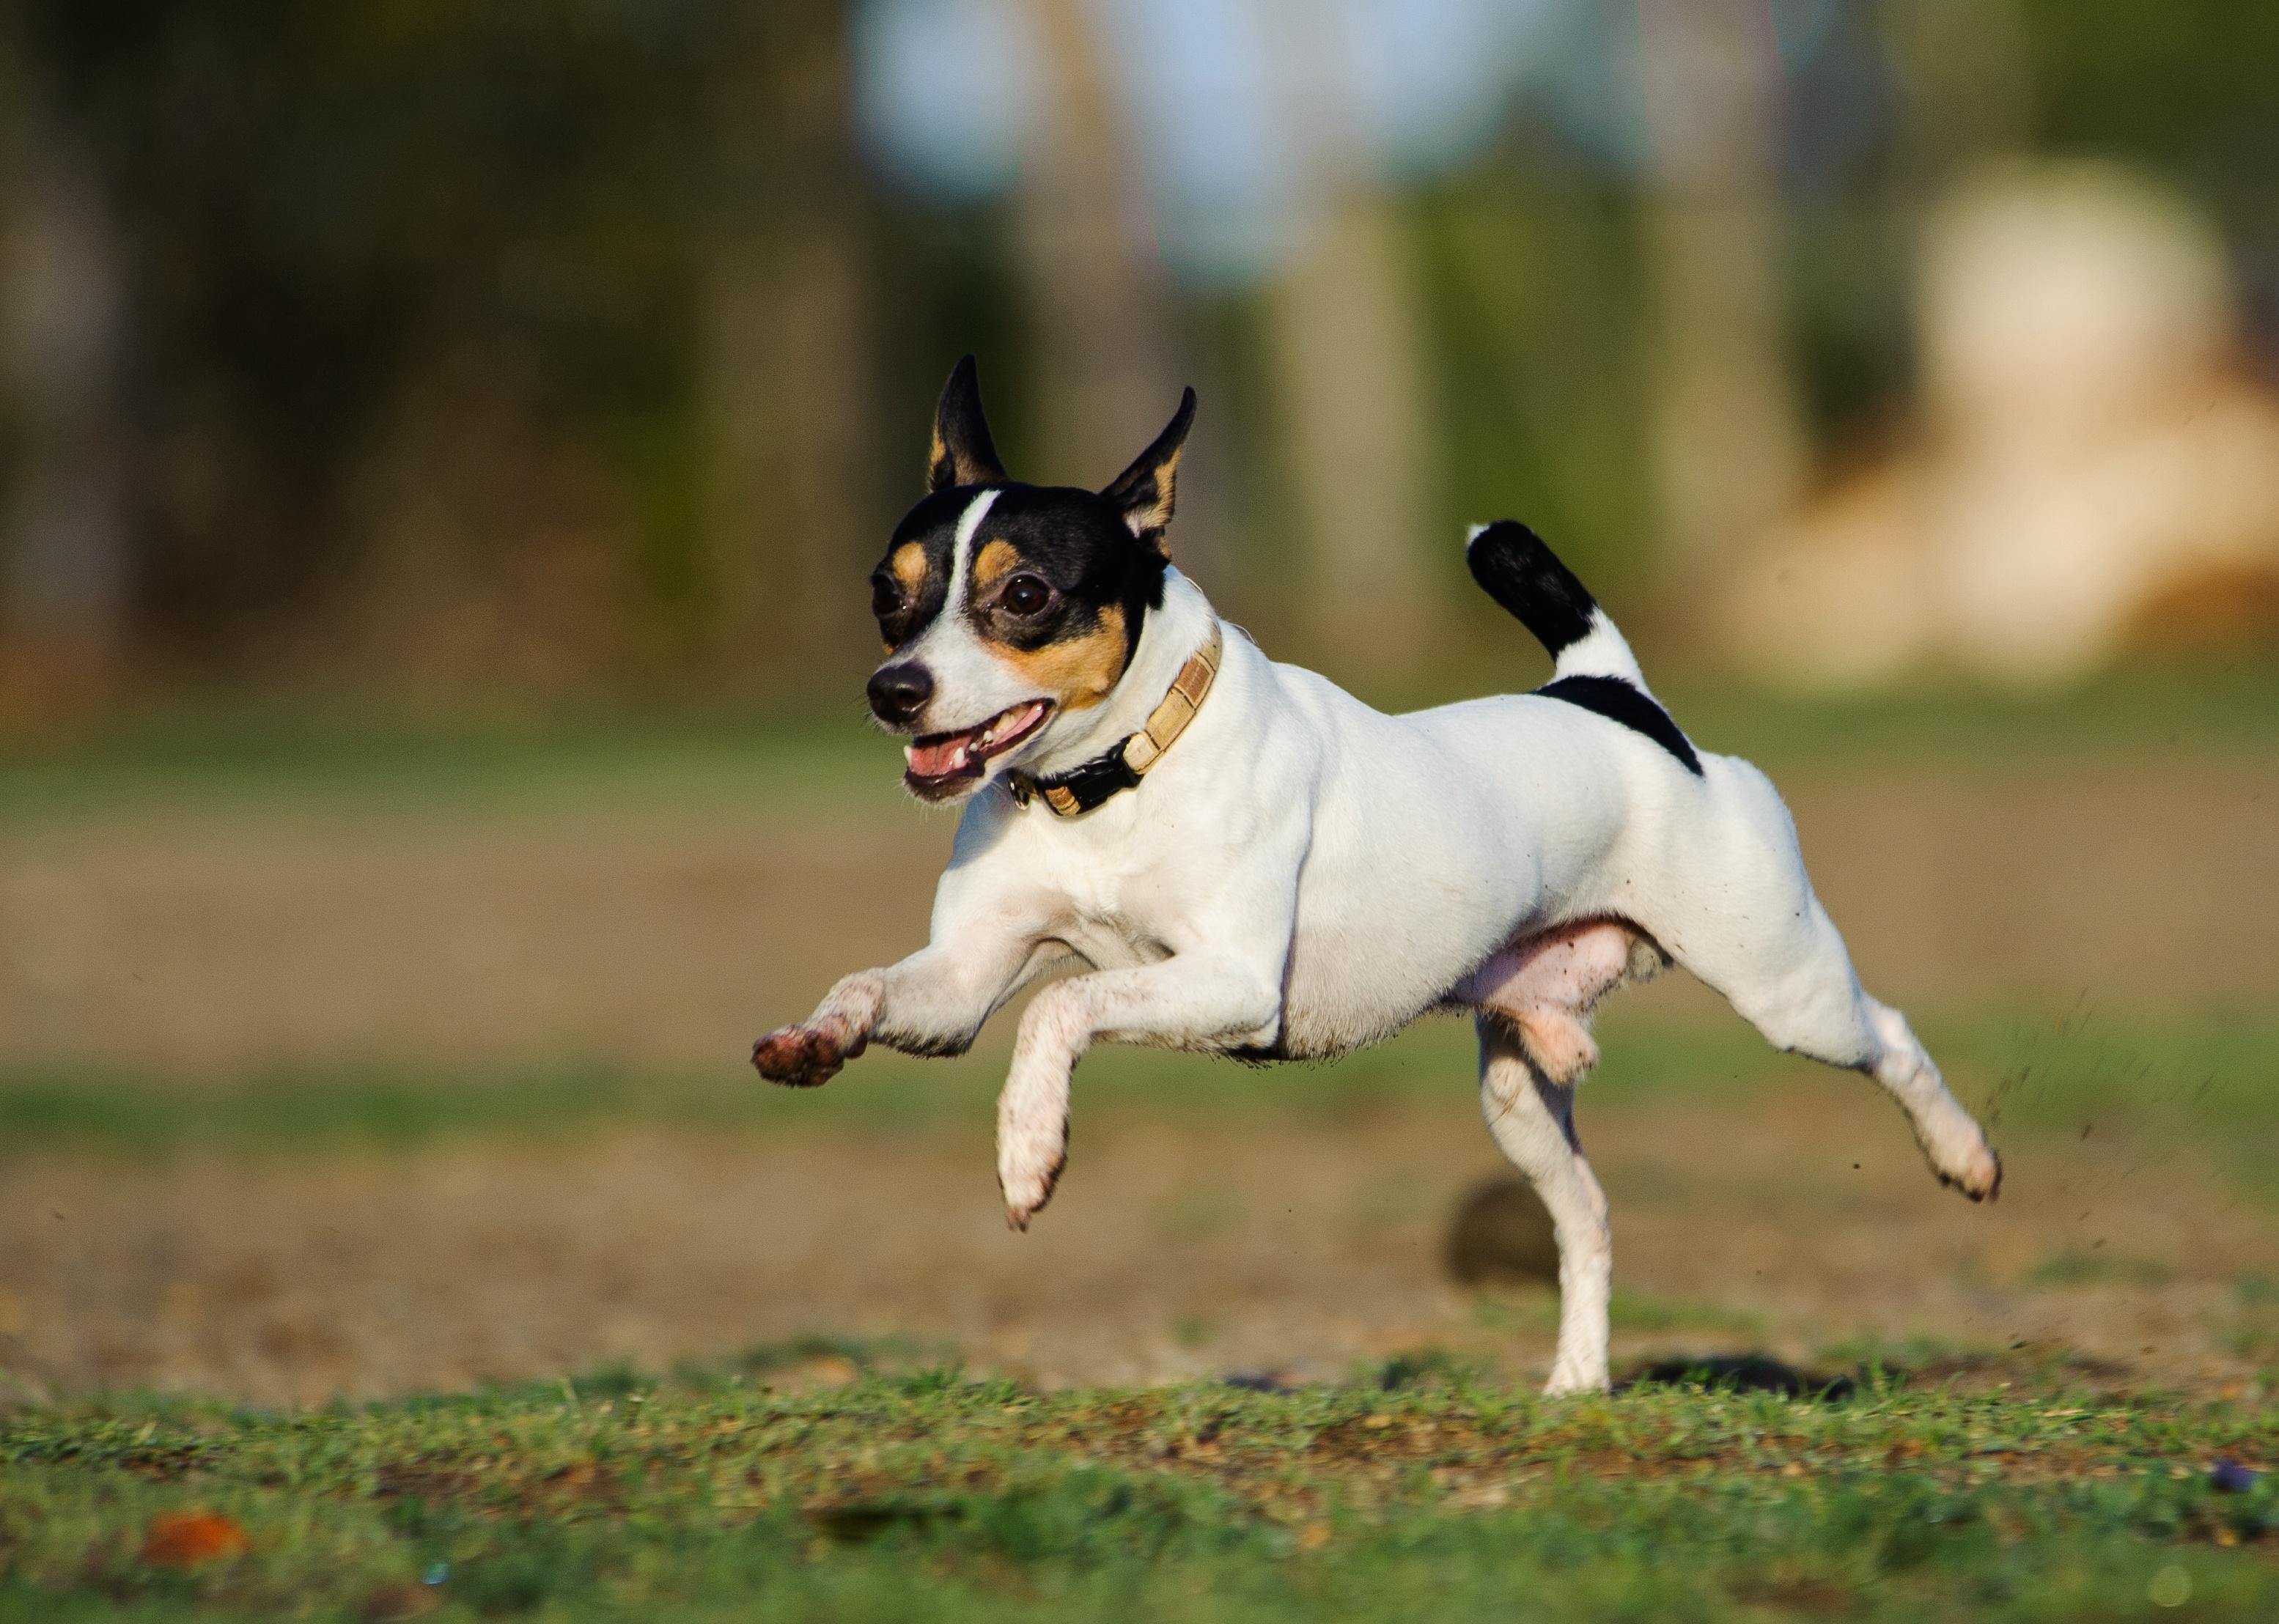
[1101,386,1196,556]
[927,355,1008,492]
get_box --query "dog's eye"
[871,575,902,619]
[1001,573,1053,616]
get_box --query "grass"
[0,1004,2269,1163]
[0,1355,2272,1622]
[0,676,2270,1617]
[1,657,2275,825]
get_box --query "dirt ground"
[0,757,2272,1406]
[0,1083,2270,1408]
[1,761,2274,1074]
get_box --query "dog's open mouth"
[904,699,1054,798]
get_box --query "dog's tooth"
[988,701,1037,745]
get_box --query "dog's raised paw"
[751,1024,857,1088]
[1000,1148,1067,1232]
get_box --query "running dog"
[753,357,2000,1395]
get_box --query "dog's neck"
[1021,567,1221,779]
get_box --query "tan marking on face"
[890,542,928,595]
[885,543,932,652]
[989,603,1129,712]
[972,539,1019,591]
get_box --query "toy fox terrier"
[754,357,1999,1394]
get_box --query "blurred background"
[9,0,2279,706]
[0,0,2275,1407]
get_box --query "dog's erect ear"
[927,355,1008,492]
[1101,387,1196,555]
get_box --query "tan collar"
[1008,621,1224,817]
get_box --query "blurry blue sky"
[853,0,1850,285]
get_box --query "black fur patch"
[1467,520,1597,657]
[956,484,1166,661]
[1537,675,1702,775]
[871,489,971,651]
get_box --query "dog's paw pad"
[751,1025,848,1088]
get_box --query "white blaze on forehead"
[945,487,1000,610]
[898,486,1036,734]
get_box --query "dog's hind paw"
[751,1022,864,1087]
[1974,1148,2003,1204]
[999,1145,1067,1232]
[1934,1141,2003,1203]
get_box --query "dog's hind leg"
[1630,756,2001,1201]
[1672,887,2001,1202]
[1855,992,2003,1202]
[1477,1016,1613,1395]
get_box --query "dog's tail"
[1467,521,1701,773]
[1465,520,1647,687]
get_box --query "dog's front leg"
[996,954,1283,1228]
[753,909,1051,1087]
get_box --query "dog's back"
[1226,523,1839,1067]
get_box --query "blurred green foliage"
[7,0,2276,700]
[1,1003,2270,1185]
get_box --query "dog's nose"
[866,662,934,726]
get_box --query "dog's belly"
[1270,924,1495,1060]
[1267,858,1545,1061]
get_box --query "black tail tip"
[1466,520,1597,654]
[1465,518,1538,553]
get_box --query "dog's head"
[867,356,1196,802]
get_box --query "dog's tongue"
[907,731,977,779]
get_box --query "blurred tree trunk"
[0,29,133,701]
[1259,2,1435,674]
[1012,0,1193,537]
[1635,0,1809,562]
[1264,189,1435,670]
[700,1,875,693]
[1881,0,2036,173]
